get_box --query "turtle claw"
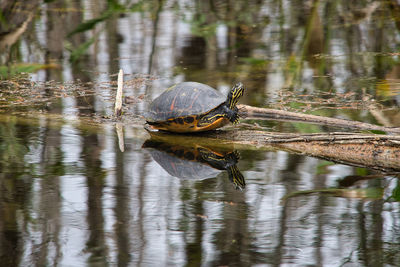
[232,150,241,160]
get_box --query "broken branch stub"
[115,69,124,117]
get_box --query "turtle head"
[226,82,244,110]
[223,82,244,124]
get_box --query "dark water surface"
[1,0,400,266]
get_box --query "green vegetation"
[0,63,57,79]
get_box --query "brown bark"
[238,104,400,134]
[146,129,400,172]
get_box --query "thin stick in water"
[115,69,124,117]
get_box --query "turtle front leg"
[222,105,240,124]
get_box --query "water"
[2,116,399,266]
[1,0,400,266]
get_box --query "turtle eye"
[235,82,243,90]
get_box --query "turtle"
[145,81,244,133]
[142,139,245,190]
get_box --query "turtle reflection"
[143,139,245,190]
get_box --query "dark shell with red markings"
[145,82,226,122]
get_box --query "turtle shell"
[146,82,226,122]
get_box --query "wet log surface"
[146,129,400,172]
[238,104,400,134]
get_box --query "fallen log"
[238,104,400,134]
[145,129,400,172]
